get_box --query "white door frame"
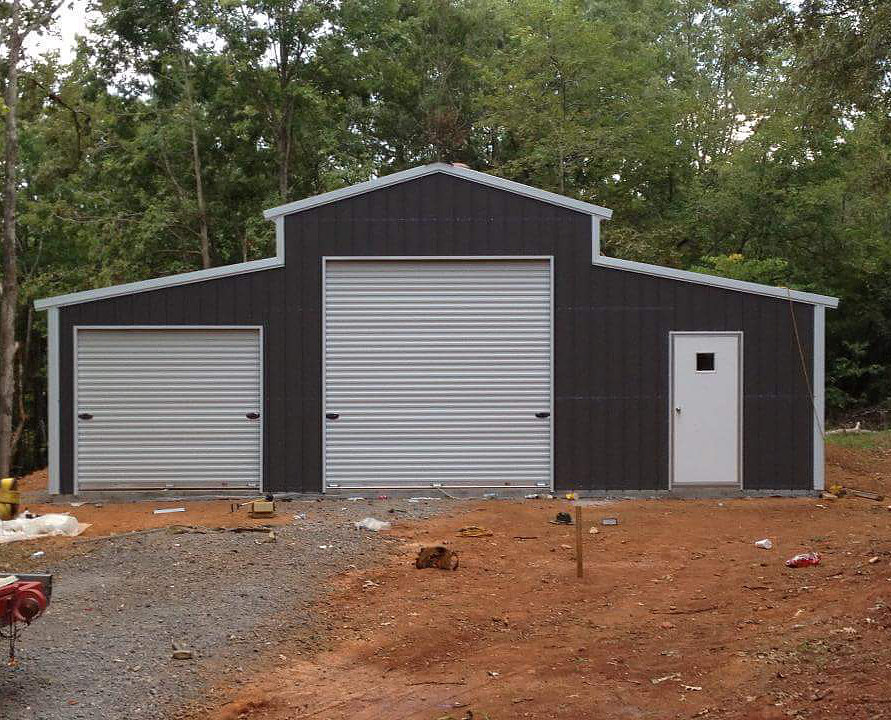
[668,331,744,490]
[321,256,555,492]
[72,325,264,494]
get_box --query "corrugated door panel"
[324,260,552,489]
[76,328,262,490]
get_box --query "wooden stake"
[575,505,583,578]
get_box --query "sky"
[25,0,93,63]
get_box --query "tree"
[1,0,61,476]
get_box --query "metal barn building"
[35,164,839,495]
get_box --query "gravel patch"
[1,499,452,720]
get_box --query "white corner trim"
[47,307,60,494]
[591,219,839,308]
[263,163,614,221]
[35,225,286,311]
[813,305,826,491]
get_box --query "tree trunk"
[277,102,293,199]
[0,0,23,476]
[181,54,211,269]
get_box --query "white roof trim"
[34,217,286,310]
[590,218,839,308]
[263,162,614,220]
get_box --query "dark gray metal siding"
[57,172,814,493]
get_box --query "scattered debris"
[786,551,821,568]
[564,492,576,500]
[407,497,439,503]
[248,499,276,518]
[261,530,276,544]
[682,685,703,692]
[811,688,833,701]
[551,512,573,525]
[589,526,599,535]
[651,672,681,685]
[458,526,492,537]
[69,502,86,507]
[487,670,500,677]
[755,539,773,550]
[171,642,193,661]
[826,422,872,435]
[524,494,541,499]
[415,546,459,571]
[601,517,619,526]
[513,535,538,540]
[153,507,186,515]
[1,514,90,543]
[848,488,884,502]
[868,556,880,564]
[30,550,45,559]
[355,517,391,532]
[347,496,365,502]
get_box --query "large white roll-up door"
[323,259,552,490]
[75,328,262,491]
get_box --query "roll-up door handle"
[246,412,260,420]
[326,412,340,420]
[535,411,550,419]
[78,412,93,421]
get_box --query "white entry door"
[671,332,742,487]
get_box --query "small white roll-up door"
[75,328,262,491]
[324,259,552,489]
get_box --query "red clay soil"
[194,493,891,720]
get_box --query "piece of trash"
[683,685,703,691]
[601,517,619,526]
[293,512,307,520]
[786,551,821,568]
[407,497,439,503]
[171,642,193,660]
[487,670,500,677]
[319,544,332,549]
[589,527,599,535]
[483,492,499,499]
[69,502,85,507]
[565,492,576,500]
[868,556,880,564]
[0,513,89,544]
[153,507,186,515]
[347,496,365,502]
[755,539,773,550]
[30,550,45,559]
[377,495,388,500]
[551,512,573,525]
[355,517,391,532]
[513,535,538,540]
[848,488,883,501]
[262,530,276,543]
[524,493,540,499]
[458,526,492,537]
[651,672,681,685]
[415,546,459,571]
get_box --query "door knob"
[246,412,260,420]
[78,412,93,420]
[675,406,682,413]
[326,412,340,420]
[535,411,550,419]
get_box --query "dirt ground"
[5,447,891,720]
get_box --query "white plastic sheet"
[0,514,89,544]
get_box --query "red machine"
[1,574,51,664]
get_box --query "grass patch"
[826,429,891,451]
